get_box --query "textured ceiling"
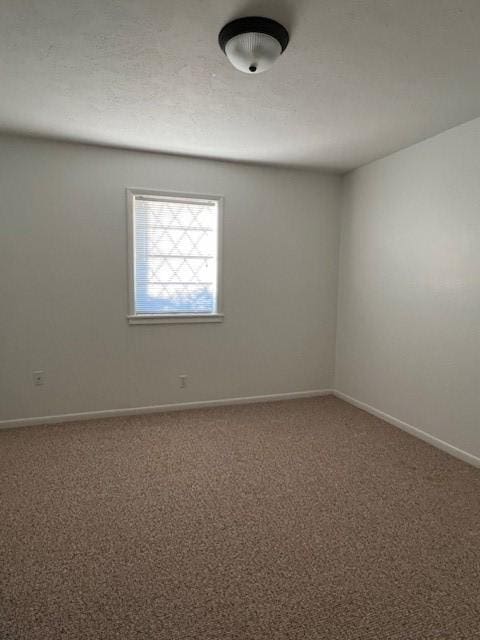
[2,0,480,171]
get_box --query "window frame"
[127,188,224,325]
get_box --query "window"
[127,189,223,324]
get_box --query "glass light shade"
[224,31,282,74]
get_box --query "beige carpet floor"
[1,396,479,639]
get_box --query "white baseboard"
[333,390,480,469]
[0,389,334,430]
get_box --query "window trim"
[127,188,224,325]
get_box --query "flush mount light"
[218,16,289,74]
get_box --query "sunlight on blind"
[134,196,219,315]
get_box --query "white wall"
[0,135,341,422]
[335,118,480,459]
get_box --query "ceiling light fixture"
[218,16,289,74]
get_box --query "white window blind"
[129,191,222,320]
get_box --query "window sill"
[127,314,224,325]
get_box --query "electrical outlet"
[179,374,188,389]
[32,370,45,386]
